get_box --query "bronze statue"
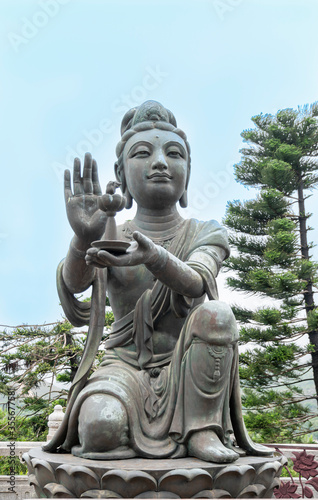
[44,101,270,463]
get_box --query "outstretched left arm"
[145,240,206,298]
[85,231,211,298]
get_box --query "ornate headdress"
[116,100,191,158]
[115,101,191,208]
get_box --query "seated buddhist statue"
[44,100,270,463]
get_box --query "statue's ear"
[179,190,188,208]
[114,162,133,209]
[179,164,190,208]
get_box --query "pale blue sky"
[1,0,318,325]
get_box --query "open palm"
[64,153,107,244]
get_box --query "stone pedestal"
[23,447,286,498]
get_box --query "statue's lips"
[147,173,173,180]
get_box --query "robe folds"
[44,219,271,458]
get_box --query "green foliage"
[0,456,28,476]
[225,190,289,236]
[0,321,82,398]
[308,309,318,331]
[224,102,318,442]
[0,400,66,442]
[0,300,115,440]
[253,308,282,325]
[105,311,115,328]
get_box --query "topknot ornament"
[120,100,177,136]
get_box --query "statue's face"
[122,128,189,209]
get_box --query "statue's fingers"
[132,231,152,249]
[92,159,102,196]
[83,152,93,193]
[86,247,99,256]
[73,157,83,196]
[126,241,138,254]
[85,252,107,268]
[64,169,73,203]
[96,250,119,267]
[85,256,105,268]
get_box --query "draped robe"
[44,218,270,459]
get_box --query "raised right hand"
[64,153,107,245]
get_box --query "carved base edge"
[23,447,287,498]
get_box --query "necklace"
[122,219,186,249]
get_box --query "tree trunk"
[298,180,318,402]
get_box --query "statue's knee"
[78,394,129,452]
[190,301,238,345]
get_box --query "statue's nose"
[151,153,168,170]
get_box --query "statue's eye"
[167,150,183,158]
[132,149,150,158]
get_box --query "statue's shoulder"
[185,218,229,256]
[187,217,226,234]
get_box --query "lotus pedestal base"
[23,447,286,498]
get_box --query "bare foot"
[188,430,239,463]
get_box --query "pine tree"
[0,321,81,440]
[0,307,114,440]
[224,103,318,442]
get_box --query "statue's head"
[115,101,191,209]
